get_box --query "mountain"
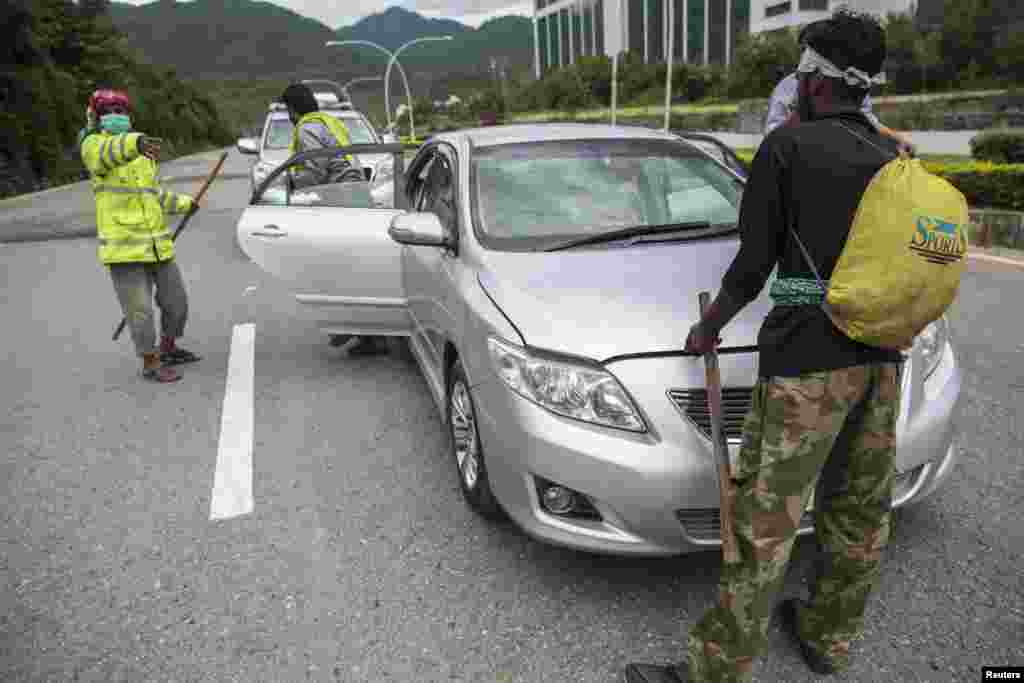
[333,6,470,51]
[106,0,534,82]
[108,0,348,79]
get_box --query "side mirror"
[237,138,259,155]
[389,213,451,248]
[381,133,398,144]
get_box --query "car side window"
[408,154,435,210]
[421,152,457,236]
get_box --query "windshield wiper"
[543,222,711,252]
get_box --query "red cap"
[89,89,132,115]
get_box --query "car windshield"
[470,138,744,252]
[264,115,377,149]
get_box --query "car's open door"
[236,144,412,336]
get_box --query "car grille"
[667,387,754,441]
[675,464,927,543]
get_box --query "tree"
[915,31,942,92]
[939,0,1000,77]
[77,0,111,20]
[724,29,800,99]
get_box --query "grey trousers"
[109,260,188,357]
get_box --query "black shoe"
[777,599,837,676]
[160,347,201,366]
[346,336,389,357]
[624,663,688,683]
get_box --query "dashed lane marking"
[210,323,255,520]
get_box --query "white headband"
[797,46,887,89]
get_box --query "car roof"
[267,109,367,121]
[431,123,680,148]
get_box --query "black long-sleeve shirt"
[721,108,904,377]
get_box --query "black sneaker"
[777,599,837,676]
[624,663,688,683]
[160,347,200,366]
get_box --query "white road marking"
[210,323,255,521]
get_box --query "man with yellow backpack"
[80,89,201,384]
[625,8,966,683]
[280,82,386,356]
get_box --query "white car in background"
[236,89,396,195]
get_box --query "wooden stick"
[699,291,740,565]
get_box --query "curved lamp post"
[341,76,383,100]
[325,39,414,133]
[384,36,453,141]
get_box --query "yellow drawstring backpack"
[789,122,969,351]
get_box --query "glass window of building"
[582,1,594,57]
[560,8,571,65]
[538,15,550,73]
[648,0,664,63]
[595,0,606,54]
[672,0,685,60]
[629,0,645,59]
[549,11,560,67]
[572,2,584,61]
[799,0,828,9]
[708,0,726,64]
[687,0,704,63]
[732,0,751,62]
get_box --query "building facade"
[533,0,752,78]
[748,0,913,35]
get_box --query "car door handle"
[250,224,287,238]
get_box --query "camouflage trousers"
[687,362,902,682]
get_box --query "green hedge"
[733,151,1024,212]
[970,129,1024,163]
[924,160,1024,211]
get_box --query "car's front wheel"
[447,360,504,520]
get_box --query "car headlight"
[487,337,646,432]
[918,316,950,380]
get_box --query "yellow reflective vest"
[80,131,193,265]
[288,111,353,157]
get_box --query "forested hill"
[0,0,233,198]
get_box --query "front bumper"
[470,346,961,557]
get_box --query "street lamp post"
[341,76,383,100]
[383,36,453,141]
[324,39,414,132]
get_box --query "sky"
[115,0,533,29]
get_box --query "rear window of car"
[264,114,377,149]
[470,138,744,252]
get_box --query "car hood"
[477,238,774,361]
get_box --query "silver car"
[236,124,961,556]
[236,99,394,194]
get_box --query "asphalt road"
[1,152,1022,683]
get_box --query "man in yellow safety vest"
[280,82,387,356]
[80,89,200,383]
